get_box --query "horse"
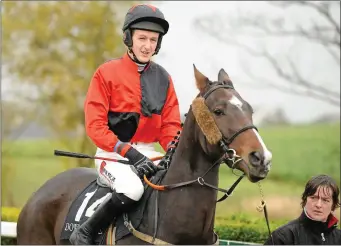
[16,65,273,245]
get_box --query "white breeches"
[94,143,163,201]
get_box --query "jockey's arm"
[158,76,182,152]
[84,68,120,152]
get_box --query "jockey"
[69,4,182,245]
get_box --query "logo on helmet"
[130,4,157,13]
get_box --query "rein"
[143,153,244,202]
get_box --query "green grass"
[259,123,340,184]
[2,139,90,206]
[2,138,90,158]
[2,123,340,221]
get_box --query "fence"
[1,222,17,238]
[219,239,258,245]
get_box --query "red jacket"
[84,53,182,153]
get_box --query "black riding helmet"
[122,4,169,56]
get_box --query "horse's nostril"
[249,151,262,166]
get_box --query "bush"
[1,238,17,245]
[1,207,21,222]
[215,214,289,244]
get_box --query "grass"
[2,123,340,222]
[259,123,340,184]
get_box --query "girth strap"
[123,213,169,245]
[123,213,220,245]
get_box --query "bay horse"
[17,66,272,245]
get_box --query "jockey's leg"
[69,148,144,245]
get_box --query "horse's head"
[190,65,272,182]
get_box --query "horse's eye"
[213,109,224,116]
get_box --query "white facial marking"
[253,129,272,166]
[229,95,243,110]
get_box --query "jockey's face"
[130,29,159,63]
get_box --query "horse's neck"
[156,113,219,243]
[164,139,218,183]
[164,112,219,184]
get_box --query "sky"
[151,1,340,124]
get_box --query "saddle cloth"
[59,179,112,244]
[60,170,167,245]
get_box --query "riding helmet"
[122,4,169,54]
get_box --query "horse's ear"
[193,64,209,93]
[218,68,234,87]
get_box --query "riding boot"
[69,191,135,245]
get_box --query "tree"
[194,1,340,107]
[2,1,138,167]
[260,107,291,127]
[1,100,31,140]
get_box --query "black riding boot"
[69,191,135,245]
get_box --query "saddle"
[60,170,167,245]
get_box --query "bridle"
[202,82,257,173]
[144,82,259,200]
[203,83,258,171]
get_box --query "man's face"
[305,186,334,222]
[131,29,159,63]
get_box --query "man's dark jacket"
[264,211,341,245]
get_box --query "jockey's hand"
[124,147,159,178]
[158,151,172,169]
[158,141,176,169]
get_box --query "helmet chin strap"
[128,48,150,65]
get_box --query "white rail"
[1,222,17,238]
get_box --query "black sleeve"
[264,229,292,245]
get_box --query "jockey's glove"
[158,149,173,170]
[159,140,177,169]
[123,146,159,179]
